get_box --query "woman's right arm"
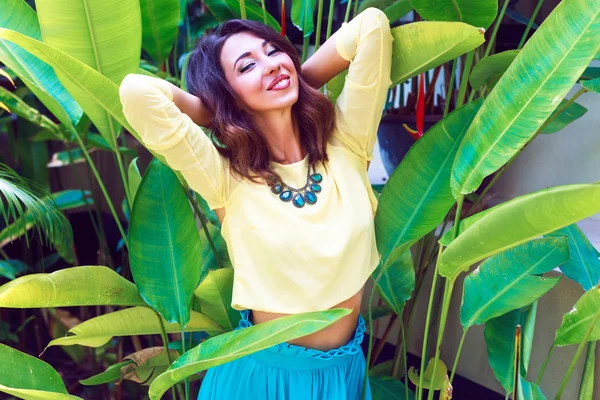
[119,73,233,211]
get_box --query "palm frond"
[0,163,74,261]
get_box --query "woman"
[119,6,393,399]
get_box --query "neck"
[252,107,305,164]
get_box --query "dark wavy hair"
[184,19,336,186]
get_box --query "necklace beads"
[269,163,323,208]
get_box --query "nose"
[264,57,281,76]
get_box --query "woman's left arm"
[301,29,350,90]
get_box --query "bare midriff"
[214,207,365,352]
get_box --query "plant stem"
[325,0,335,40]
[0,248,9,260]
[443,58,458,117]
[400,322,410,400]
[417,247,442,400]
[72,130,129,250]
[484,0,509,58]
[314,0,324,51]
[239,0,247,19]
[183,188,223,269]
[259,0,267,24]
[426,279,454,400]
[156,310,176,400]
[556,311,600,400]
[535,346,554,384]
[449,329,468,383]
[456,50,474,108]
[113,142,132,209]
[517,0,544,50]
[344,0,353,23]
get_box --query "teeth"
[272,78,289,89]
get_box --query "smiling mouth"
[268,77,290,91]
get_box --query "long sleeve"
[333,7,393,162]
[119,73,234,210]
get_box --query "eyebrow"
[233,39,270,71]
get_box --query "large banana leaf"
[543,224,600,291]
[0,344,81,399]
[140,0,180,66]
[291,0,316,37]
[130,158,202,329]
[409,0,497,30]
[148,308,353,399]
[460,237,567,328]
[554,285,600,346]
[198,223,231,283]
[391,21,485,86]
[372,248,415,316]
[375,99,482,264]
[438,183,600,281]
[484,304,537,393]
[0,0,82,130]
[0,28,181,182]
[35,0,142,150]
[193,268,238,332]
[47,306,223,348]
[451,0,600,197]
[0,266,146,307]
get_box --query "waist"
[250,284,365,351]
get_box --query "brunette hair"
[185,19,336,185]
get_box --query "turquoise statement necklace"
[269,163,323,208]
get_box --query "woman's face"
[220,32,299,115]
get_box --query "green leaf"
[540,99,588,134]
[370,375,415,399]
[577,341,596,400]
[390,21,485,86]
[376,99,483,264]
[128,157,143,204]
[451,0,600,196]
[408,358,447,390]
[47,306,223,348]
[121,347,181,386]
[140,0,180,66]
[544,223,600,291]
[0,0,82,130]
[372,248,415,316]
[460,237,567,328]
[410,0,498,30]
[438,183,600,281]
[469,50,519,91]
[0,266,146,308]
[34,0,142,150]
[0,166,75,262]
[555,285,600,347]
[130,158,202,329]
[581,76,600,93]
[484,304,537,393]
[0,344,81,399]
[203,0,281,32]
[518,379,547,400]
[0,259,28,280]
[291,0,316,37]
[79,360,135,386]
[148,308,353,399]
[193,268,238,332]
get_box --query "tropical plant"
[0,0,599,399]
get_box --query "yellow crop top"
[118,7,393,314]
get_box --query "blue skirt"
[197,309,372,400]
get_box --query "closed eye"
[240,48,281,73]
